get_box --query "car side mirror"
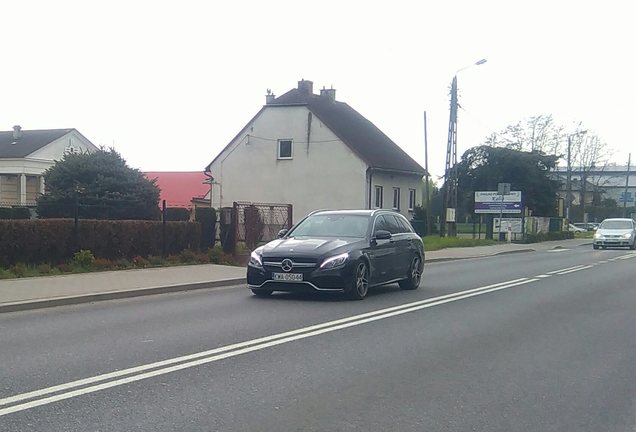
[277,229,288,238]
[373,230,392,241]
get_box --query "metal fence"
[221,202,292,253]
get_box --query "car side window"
[383,214,403,235]
[395,215,414,233]
[373,215,389,235]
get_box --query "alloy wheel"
[410,256,421,286]
[355,263,369,298]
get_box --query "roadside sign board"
[474,191,522,214]
[494,217,523,233]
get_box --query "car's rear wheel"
[251,288,273,297]
[399,255,422,290]
[345,262,369,300]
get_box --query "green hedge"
[195,207,216,249]
[0,219,201,266]
[525,231,574,243]
[0,207,31,220]
[164,207,191,221]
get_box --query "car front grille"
[263,258,318,270]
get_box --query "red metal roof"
[144,172,210,208]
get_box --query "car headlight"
[621,233,634,239]
[594,233,603,239]
[320,252,349,269]
[249,248,264,267]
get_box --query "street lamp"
[441,58,487,237]
[565,130,587,221]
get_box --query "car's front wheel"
[630,239,636,250]
[345,261,369,300]
[399,255,422,290]
[251,288,273,297]
[593,244,599,250]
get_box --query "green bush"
[525,231,574,243]
[37,263,52,274]
[147,255,165,266]
[0,207,31,220]
[132,255,149,268]
[195,207,217,249]
[10,263,27,277]
[164,207,191,221]
[72,249,96,268]
[178,249,198,263]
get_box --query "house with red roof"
[143,171,210,209]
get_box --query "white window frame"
[374,186,383,208]
[392,187,400,211]
[408,189,416,211]
[277,139,293,160]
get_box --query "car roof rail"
[308,208,332,216]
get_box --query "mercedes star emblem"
[281,259,293,272]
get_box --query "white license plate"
[272,273,303,282]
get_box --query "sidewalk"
[0,239,591,313]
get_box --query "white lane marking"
[0,278,537,417]
[598,261,608,264]
[535,275,551,278]
[556,265,594,275]
[0,278,528,408]
[547,265,587,274]
[547,249,570,253]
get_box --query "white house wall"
[210,106,369,222]
[370,171,423,219]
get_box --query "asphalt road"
[2,245,636,431]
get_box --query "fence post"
[162,200,167,257]
[231,202,239,256]
[287,204,293,229]
[74,189,80,251]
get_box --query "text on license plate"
[272,273,303,282]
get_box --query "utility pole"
[624,153,632,217]
[566,135,572,221]
[424,111,431,235]
[441,59,487,237]
[441,76,458,237]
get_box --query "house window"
[392,187,400,210]
[374,186,383,208]
[408,189,416,211]
[278,139,293,159]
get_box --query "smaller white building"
[0,126,98,206]
[206,80,426,222]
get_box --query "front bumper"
[593,238,633,247]
[247,261,356,293]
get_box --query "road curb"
[0,277,246,314]
[426,248,536,263]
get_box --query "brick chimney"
[297,79,313,94]
[320,86,336,101]
[12,125,22,140]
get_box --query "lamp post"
[565,130,587,222]
[441,58,487,237]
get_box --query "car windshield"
[289,214,369,238]
[599,220,633,230]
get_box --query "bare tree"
[571,133,613,219]
[484,114,564,155]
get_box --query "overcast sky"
[2,0,634,179]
